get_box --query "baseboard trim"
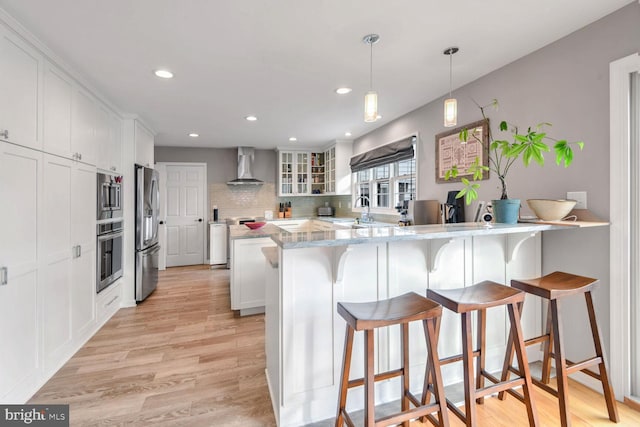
[625,396,640,413]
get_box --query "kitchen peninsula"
[263,221,596,427]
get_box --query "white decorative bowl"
[526,199,577,221]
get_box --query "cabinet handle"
[0,129,8,139]
[0,267,7,286]
[78,153,82,160]
[105,295,119,307]
[77,245,82,258]
[111,166,116,171]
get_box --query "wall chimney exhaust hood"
[227,147,263,185]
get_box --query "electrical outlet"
[567,191,587,209]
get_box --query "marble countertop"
[270,222,568,249]
[229,223,285,239]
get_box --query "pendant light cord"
[449,51,453,98]
[370,40,374,90]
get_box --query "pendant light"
[363,34,380,122]
[443,47,459,128]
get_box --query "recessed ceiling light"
[289,137,297,142]
[188,133,199,138]
[154,69,174,79]
[245,115,258,121]
[335,87,352,95]
[345,132,352,137]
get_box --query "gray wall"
[354,3,640,367]
[154,146,277,184]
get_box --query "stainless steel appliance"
[96,220,123,293]
[97,172,123,220]
[409,200,444,225]
[135,165,160,302]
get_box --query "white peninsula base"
[265,225,550,426]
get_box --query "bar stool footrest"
[565,357,603,377]
[346,368,403,389]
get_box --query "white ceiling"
[0,0,633,149]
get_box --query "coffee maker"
[444,190,465,223]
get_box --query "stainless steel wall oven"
[96,220,123,293]
[97,172,123,220]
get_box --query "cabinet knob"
[0,266,8,286]
[0,129,8,140]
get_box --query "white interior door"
[162,163,206,267]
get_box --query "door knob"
[196,218,203,222]
[159,220,164,225]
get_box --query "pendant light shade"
[444,98,457,127]
[363,34,380,122]
[443,47,459,128]
[364,91,378,122]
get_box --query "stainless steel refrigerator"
[135,164,160,302]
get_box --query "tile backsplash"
[209,183,358,220]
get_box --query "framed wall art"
[435,119,490,183]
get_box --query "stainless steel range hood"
[227,147,263,185]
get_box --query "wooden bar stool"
[423,281,539,427]
[499,271,619,427]
[335,292,449,427]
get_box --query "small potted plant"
[445,99,584,223]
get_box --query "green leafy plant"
[446,99,585,204]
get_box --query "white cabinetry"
[278,151,309,196]
[106,111,122,173]
[230,237,276,314]
[71,87,97,165]
[0,26,42,150]
[278,141,352,196]
[135,120,154,168]
[209,223,227,265]
[41,155,96,375]
[43,61,73,158]
[325,140,353,195]
[0,142,42,402]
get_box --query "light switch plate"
[567,191,587,209]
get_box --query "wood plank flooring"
[29,265,640,426]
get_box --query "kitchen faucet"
[356,195,373,223]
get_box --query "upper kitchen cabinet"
[0,25,42,150]
[325,140,353,195]
[71,87,97,165]
[278,150,309,196]
[43,61,73,158]
[96,104,122,173]
[135,120,154,168]
[278,141,352,197]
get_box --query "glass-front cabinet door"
[295,152,309,194]
[325,146,336,193]
[280,151,293,195]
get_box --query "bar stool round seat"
[424,281,539,427]
[335,292,449,427]
[501,271,619,427]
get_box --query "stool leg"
[508,302,540,427]
[498,300,524,400]
[541,302,554,384]
[421,315,441,408]
[551,298,571,427]
[476,308,487,404]
[401,322,410,427]
[336,325,355,427]
[585,291,620,423]
[462,311,476,427]
[364,328,375,427]
[425,317,451,427]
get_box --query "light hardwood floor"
[30,265,640,426]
